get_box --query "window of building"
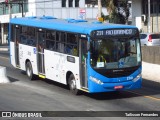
[85,0,97,7]
[69,0,73,7]
[62,0,66,7]
[24,0,28,12]
[75,0,79,7]
[0,0,28,15]
[142,0,160,14]
[153,3,157,14]
[0,4,4,15]
[11,4,20,14]
[151,3,153,14]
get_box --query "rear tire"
[68,74,80,95]
[26,61,35,80]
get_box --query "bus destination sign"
[92,29,138,37]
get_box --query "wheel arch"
[66,71,73,85]
[25,59,31,70]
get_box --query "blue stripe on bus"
[10,17,137,35]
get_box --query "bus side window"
[20,35,27,44]
[27,37,36,46]
[11,25,15,42]
[46,40,55,51]
[65,44,73,55]
[46,30,56,51]
[26,27,36,46]
[66,33,78,56]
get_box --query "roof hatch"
[40,16,57,19]
[67,19,88,23]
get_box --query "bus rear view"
[88,28,142,93]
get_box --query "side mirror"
[87,41,90,51]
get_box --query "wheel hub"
[70,79,76,90]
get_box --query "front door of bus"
[80,39,88,88]
[15,26,20,67]
[37,31,45,75]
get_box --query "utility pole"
[8,0,11,20]
[98,0,102,18]
[156,0,159,32]
[98,0,103,21]
[148,0,151,33]
[20,0,24,17]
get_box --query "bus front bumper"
[88,76,142,93]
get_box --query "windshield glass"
[90,37,141,69]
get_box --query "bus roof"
[10,16,137,35]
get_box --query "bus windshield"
[90,37,141,69]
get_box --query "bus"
[9,16,142,94]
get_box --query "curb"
[0,48,9,51]
[0,66,10,83]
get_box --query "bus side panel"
[19,44,38,74]
[44,50,60,83]
[44,50,80,88]
[10,41,16,67]
[65,57,80,88]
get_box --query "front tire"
[68,74,80,95]
[26,61,34,80]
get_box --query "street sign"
[79,9,86,19]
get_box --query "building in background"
[132,0,160,33]
[0,0,108,44]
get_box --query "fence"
[141,46,160,65]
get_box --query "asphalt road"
[0,52,160,120]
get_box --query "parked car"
[140,33,160,46]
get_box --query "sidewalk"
[142,62,160,83]
[0,45,9,51]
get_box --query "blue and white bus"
[9,16,142,94]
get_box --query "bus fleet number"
[97,31,104,36]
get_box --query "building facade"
[132,0,160,33]
[0,0,108,44]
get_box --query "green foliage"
[102,0,130,24]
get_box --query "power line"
[0,0,61,5]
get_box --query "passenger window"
[46,40,55,51]
[46,30,56,51]
[66,33,78,56]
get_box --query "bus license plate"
[114,86,123,89]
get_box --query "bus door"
[37,30,45,75]
[80,38,88,88]
[15,26,20,67]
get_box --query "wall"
[132,0,142,30]
[35,7,107,20]
[35,0,108,20]
[141,46,160,65]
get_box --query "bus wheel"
[68,74,80,95]
[26,62,34,80]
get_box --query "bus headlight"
[90,76,104,85]
[133,74,141,82]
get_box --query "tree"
[102,0,130,24]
